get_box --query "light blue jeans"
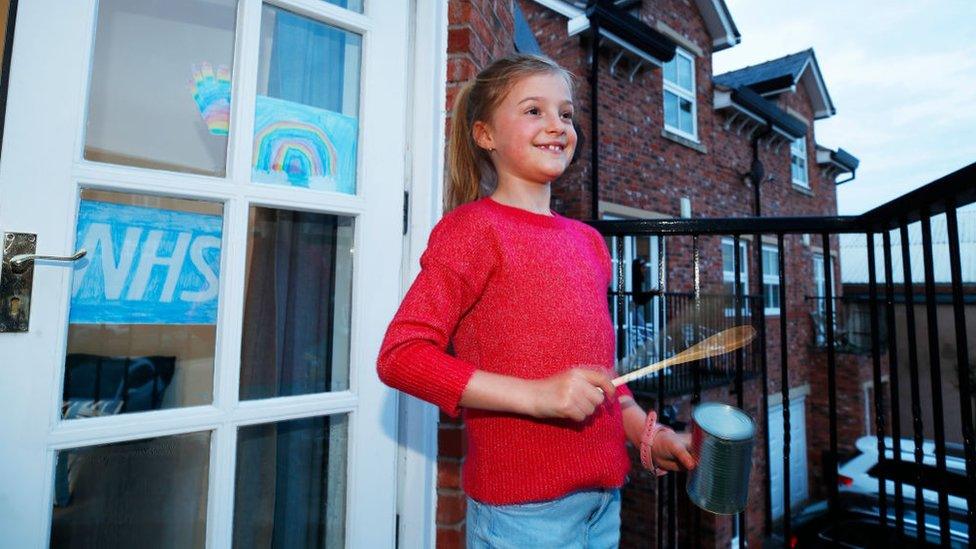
[466,489,621,549]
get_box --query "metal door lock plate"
[1,232,37,332]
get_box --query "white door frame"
[395,0,449,547]
[0,1,409,546]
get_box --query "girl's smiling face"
[473,72,577,186]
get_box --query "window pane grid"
[722,238,748,316]
[762,245,781,314]
[662,49,696,138]
[791,137,808,186]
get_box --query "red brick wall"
[435,1,874,548]
[436,412,467,548]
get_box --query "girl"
[377,53,695,548]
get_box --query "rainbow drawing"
[189,62,231,136]
[254,120,337,183]
[252,95,358,194]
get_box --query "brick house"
[440,1,871,547]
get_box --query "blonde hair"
[445,53,578,212]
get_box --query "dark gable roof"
[584,1,676,64]
[531,0,740,53]
[714,49,836,119]
[714,49,811,90]
[728,87,807,138]
[831,148,859,172]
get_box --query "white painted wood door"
[0,1,407,546]
[768,396,809,521]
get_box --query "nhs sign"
[69,200,222,325]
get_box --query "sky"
[712,0,976,215]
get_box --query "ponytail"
[446,81,489,212]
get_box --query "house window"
[762,244,781,315]
[791,136,809,187]
[722,238,748,316]
[812,252,833,345]
[663,48,696,139]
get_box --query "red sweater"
[376,196,632,504]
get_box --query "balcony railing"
[612,291,761,397]
[589,161,976,548]
[808,296,888,353]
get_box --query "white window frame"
[791,136,809,188]
[398,1,449,547]
[663,47,697,140]
[812,252,835,345]
[730,516,739,548]
[722,238,748,317]
[762,244,781,316]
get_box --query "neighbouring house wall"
[0,0,9,66]
[844,283,976,444]
[843,283,976,447]
[890,301,976,447]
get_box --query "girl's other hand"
[529,368,616,421]
[652,430,697,472]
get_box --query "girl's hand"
[529,368,616,421]
[651,430,697,472]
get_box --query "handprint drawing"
[189,62,231,136]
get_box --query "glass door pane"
[240,207,353,399]
[233,415,348,548]
[64,190,223,419]
[321,0,363,13]
[51,431,211,547]
[84,0,238,176]
[252,5,362,194]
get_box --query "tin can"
[686,402,756,515]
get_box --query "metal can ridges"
[686,403,756,515]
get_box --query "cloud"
[717,0,976,214]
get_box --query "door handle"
[9,249,87,273]
[1,232,86,333]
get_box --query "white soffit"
[529,0,583,19]
[693,0,739,50]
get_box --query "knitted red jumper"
[377,196,632,505]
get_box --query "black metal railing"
[808,296,888,353]
[590,161,976,548]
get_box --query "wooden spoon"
[611,325,757,387]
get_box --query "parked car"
[769,493,969,548]
[766,436,970,547]
[838,436,969,515]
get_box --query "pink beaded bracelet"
[639,410,672,477]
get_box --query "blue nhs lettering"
[69,200,222,325]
